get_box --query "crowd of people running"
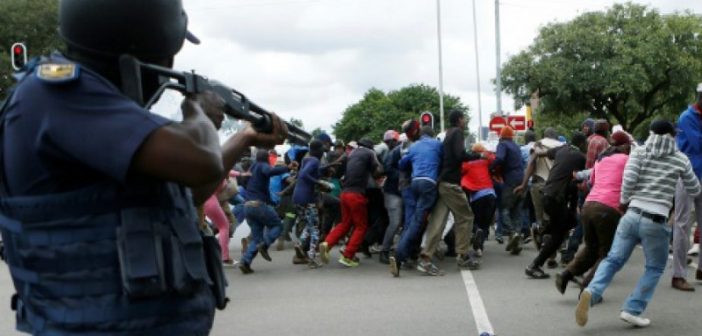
[203,84,702,329]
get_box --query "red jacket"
[461,153,495,192]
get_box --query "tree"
[1,0,63,100]
[333,84,469,142]
[501,3,702,138]
[310,127,325,140]
[288,117,304,129]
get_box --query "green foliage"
[1,0,63,100]
[333,84,470,142]
[501,3,702,139]
[288,117,304,129]
[310,127,325,139]
[533,110,589,141]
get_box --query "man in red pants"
[320,138,382,267]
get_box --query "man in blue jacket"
[240,150,298,273]
[491,126,525,255]
[390,126,443,277]
[671,83,702,291]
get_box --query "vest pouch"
[202,234,229,310]
[117,208,167,299]
[166,214,211,294]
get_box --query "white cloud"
[163,0,702,136]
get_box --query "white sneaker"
[222,259,239,268]
[620,311,650,328]
[688,243,699,256]
[368,244,383,254]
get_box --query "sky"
[154,0,702,137]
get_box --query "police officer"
[0,0,287,335]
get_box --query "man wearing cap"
[576,120,701,328]
[671,83,702,291]
[0,0,289,334]
[419,110,482,274]
[491,125,525,255]
[379,128,406,264]
[375,130,400,163]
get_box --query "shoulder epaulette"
[35,62,80,84]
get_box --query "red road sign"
[489,116,506,132]
[527,120,534,129]
[507,115,526,131]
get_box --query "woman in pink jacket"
[556,131,633,294]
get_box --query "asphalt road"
[2,226,702,336]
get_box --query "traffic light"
[420,112,434,129]
[11,43,27,71]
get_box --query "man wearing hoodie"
[576,120,701,328]
[671,83,702,291]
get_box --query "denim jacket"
[399,135,443,182]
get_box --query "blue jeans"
[586,210,671,316]
[395,179,437,263]
[241,204,283,265]
[500,184,523,236]
[382,192,403,252]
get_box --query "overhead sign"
[507,115,526,131]
[489,116,506,132]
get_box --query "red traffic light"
[419,112,434,128]
[10,42,27,71]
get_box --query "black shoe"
[522,234,532,244]
[360,245,372,258]
[258,243,272,262]
[510,246,523,255]
[293,244,309,265]
[495,236,504,244]
[507,234,521,254]
[555,271,572,294]
[458,252,481,270]
[239,262,254,274]
[525,265,550,279]
[389,256,400,277]
[379,251,390,264]
[546,259,558,269]
[473,229,484,252]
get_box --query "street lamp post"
[436,0,445,133]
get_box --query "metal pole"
[472,0,483,140]
[494,0,502,116]
[436,0,445,132]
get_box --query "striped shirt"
[620,133,701,215]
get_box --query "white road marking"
[461,270,495,335]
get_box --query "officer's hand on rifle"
[182,91,225,130]
[241,112,289,149]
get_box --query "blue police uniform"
[0,55,218,335]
